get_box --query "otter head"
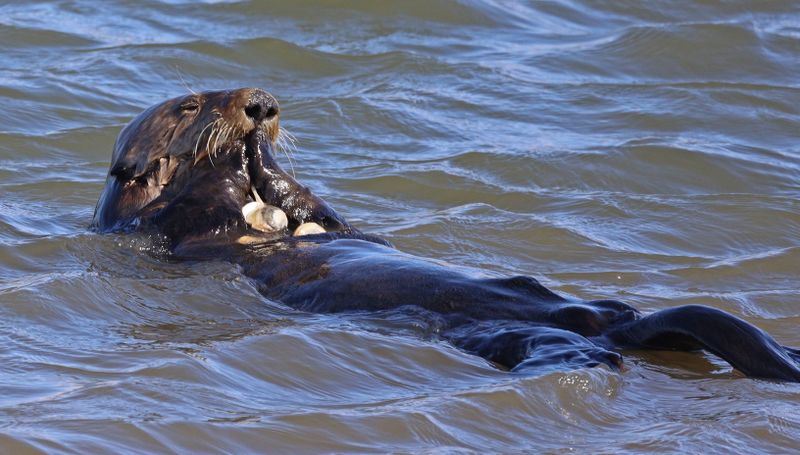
[92,88,284,243]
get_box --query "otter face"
[92,88,282,241]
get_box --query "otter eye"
[179,100,200,113]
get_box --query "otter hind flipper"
[445,322,623,374]
[606,305,800,382]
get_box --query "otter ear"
[109,163,135,181]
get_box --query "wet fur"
[93,88,800,382]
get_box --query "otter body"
[93,88,800,382]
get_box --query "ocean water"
[0,1,798,452]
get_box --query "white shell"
[242,202,288,232]
[293,222,326,236]
[242,201,263,221]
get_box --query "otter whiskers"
[193,118,219,164]
[276,126,297,178]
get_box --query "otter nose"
[244,91,279,123]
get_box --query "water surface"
[1,1,799,452]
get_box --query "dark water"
[1,0,799,452]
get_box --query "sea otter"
[93,88,800,382]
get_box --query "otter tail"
[606,304,800,382]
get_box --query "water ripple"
[0,0,799,452]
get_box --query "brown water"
[1,1,799,452]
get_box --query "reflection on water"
[0,0,799,452]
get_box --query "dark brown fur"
[93,88,800,382]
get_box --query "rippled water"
[1,1,799,452]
